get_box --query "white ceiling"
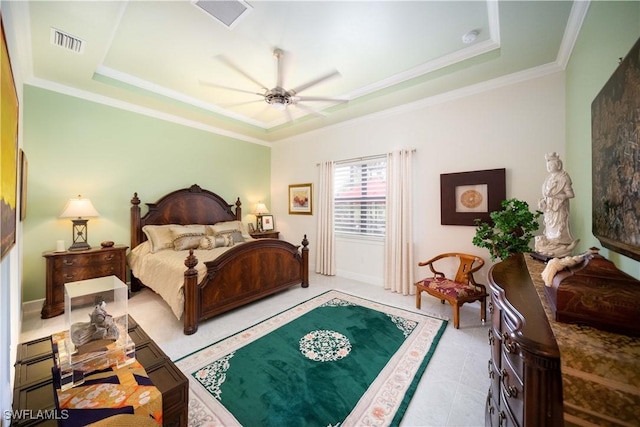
[5,0,586,144]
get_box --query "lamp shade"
[253,202,269,215]
[60,196,100,219]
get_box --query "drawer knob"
[104,254,115,261]
[64,274,75,280]
[63,259,75,266]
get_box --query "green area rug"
[175,290,447,426]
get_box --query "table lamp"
[253,202,269,232]
[59,195,100,251]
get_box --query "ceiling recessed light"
[462,30,480,45]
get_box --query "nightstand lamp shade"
[253,202,269,232]
[60,196,99,251]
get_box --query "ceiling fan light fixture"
[265,88,292,109]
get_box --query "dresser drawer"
[499,393,520,427]
[500,354,524,421]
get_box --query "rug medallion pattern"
[176,290,446,426]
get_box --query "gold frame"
[288,183,313,215]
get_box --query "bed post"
[183,249,199,335]
[234,197,242,221]
[131,192,141,249]
[301,235,309,288]
[130,193,142,292]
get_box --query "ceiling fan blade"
[290,70,340,94]
[294,103,327,118]
[216,55,269,91]
[274,48,285,89]
[294,96,348,103]
[199,80,264,96]
[222,99,265,108]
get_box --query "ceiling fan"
[200,48,348,121]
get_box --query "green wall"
[566,1,640,277]
[22,85,271,302]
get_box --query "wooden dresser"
[41,245,128,318]
[487,254,640,426]
[486,254,563,427]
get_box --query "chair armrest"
[418,253,452,277]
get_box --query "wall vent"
[192,0,252,29]
[50,28,85,54]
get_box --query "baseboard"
[335,269,383,286]
[22,298,44,314]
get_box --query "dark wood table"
[12,316,188,426]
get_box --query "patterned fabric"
[525,256,640,426]
[417,277,481,299]
[55,360,162,427]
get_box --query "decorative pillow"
[207,220,252,240]
[142,225,177,253]
[170,225,206,251]
[198,235,233,250]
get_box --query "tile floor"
[20,273,490,427]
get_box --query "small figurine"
[70,296,120,348]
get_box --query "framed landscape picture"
[1,20,18,260]
[289,183,313,215]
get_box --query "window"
[334,157,386,237]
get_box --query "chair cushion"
[416,277,483,299]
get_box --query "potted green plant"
[472,198,542,261]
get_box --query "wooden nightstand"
[250,230,280,239]
[41,245,128,319]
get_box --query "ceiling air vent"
[50,28,85,54]
[192,0,252,29]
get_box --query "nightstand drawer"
[53,262,122,283]
[52,251,124,269]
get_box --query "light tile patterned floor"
[21,273,489,426]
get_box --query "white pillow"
[142,225,177,253]
[170,225,206,251]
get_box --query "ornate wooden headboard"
[130,184,242,249]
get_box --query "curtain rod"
[317,148,416,166]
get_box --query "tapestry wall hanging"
[592,36,640,261]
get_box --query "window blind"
[333,157,386,237]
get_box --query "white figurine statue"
[534,152,579,258]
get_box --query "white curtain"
[315,161,336,275]
[384,149,414,295]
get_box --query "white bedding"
[128,241,239,319]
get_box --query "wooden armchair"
[415,253,487,329]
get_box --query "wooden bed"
[130,184,309,335]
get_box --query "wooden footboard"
[182,236,309,335]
